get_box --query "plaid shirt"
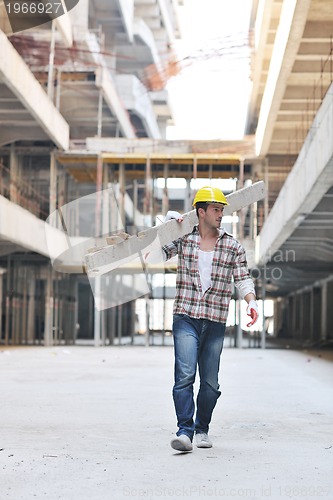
[162,225,255,323]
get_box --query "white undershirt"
[198,250,214,293]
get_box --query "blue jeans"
[172,313,225,440]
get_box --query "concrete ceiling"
[249,0,333,296]
[248,0,333,210]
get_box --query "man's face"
[202,203,225,228]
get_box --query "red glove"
[246,300,259,327]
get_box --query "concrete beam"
[55,0,73,47]
[133,17,161,69]
[0,31,69,150]
[0,195,68,260]
[157,0,175,43]
[257,82,333,264]
[247,0,275,131]
[95,67,136,139]
[85,181,265,276]
[115,75,161,139]
[118,0,134,42]
[255,0,312,156]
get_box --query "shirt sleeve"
[232,244,256,299]
[162,239,180,261]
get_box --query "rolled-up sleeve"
[233,244,256,299]
[162,239,180,261]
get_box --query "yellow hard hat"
[192,186,229,206]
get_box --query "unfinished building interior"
[0,0,333,348]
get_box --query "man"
[162,186,258,452]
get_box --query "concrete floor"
[0,346,332,500]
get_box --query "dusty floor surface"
[0,345,332,500]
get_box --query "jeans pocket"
[173,313,187,324]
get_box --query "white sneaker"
[196,433,212,448]
[170,434,193,452]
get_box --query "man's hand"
[164,210,183,222]
[246,300,259,327]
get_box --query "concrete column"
[117,303,123,345]
[72,278,79,345]
[95,155,103,237]
[162,164,169,216]
[133,179,138,227]
[321,282,327,341]
[264,159,269,220]
[238,159,245,240]
[102,166,110,234]
[97,89,103,137]
[235,293,243,348]
[0,269,4,343]
[109,301,116,345]
[326,281,333,341]
[293,293,302,339]
[27,271,36,344]
[44,267,54,346]
[292,293,297,339]
[312,286,322,342]
[4,256,11,345]
[119,163,126,227]
[50,151,57,215]
[47,21,56,102]
[144,156,153,226]
[130,300,136,345]
[261,265,266,349]
[11,263,18,345]
[110,166,118,233]
[309,289,315,343]
[55,68,62,110]
[53,278,59,344]
[58,167,66,208]
[184,178,192,213]
[304,291,312,341]
[94,277,101,347]
[21,266,28,344]
[10,143,19,204]
[145,297,150,347]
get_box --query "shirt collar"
[192,224,226,239]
